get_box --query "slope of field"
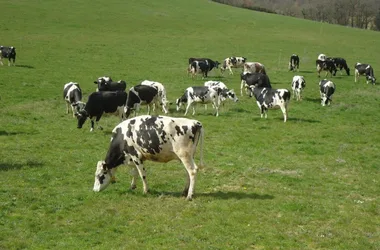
[0,0,379,249]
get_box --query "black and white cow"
[0,46,16,66]
[250,86,291,122]
[94,76,127,92]
[187,58,219,76]
[75,91,128,131]
[124,84,160,119]
[63,82,84,117]
[204,80,239,103]
[316,59,337,77]
[240,72,272,96]
[243,62,266,75]
[220,56,247,75]
[176,86,226,117]
[329,57,350,76]
[319,79,336,106]
[291,75,306,101]
[93,115,204,201]
[354,63,376,85]
[289,54,299,72]
[189,59,220,79]
[140,80,169,114]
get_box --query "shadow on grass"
[304,97,321,103]
[0,130,35,136]
[15,64,34,69]
[146,190,274,200]
[0,160,44,171]
[287,117,321,123]
[298,70,314,73]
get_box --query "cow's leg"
[178,156,198,201]
[0,59,3,66]
[132,158,149,194]
[280,104,288,122]
[184,101,192,116]
[240,80,245,96]
[90,119,95,132]
[95,116,103,130]
[70,105,76,117]
[228,66,233,75]
[129,166,138,190]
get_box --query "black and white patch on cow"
[0,46,16,66]
[330,57,350,76]
[75,91,128,131]
[220,56,247,75]
[318,54,327,61]
[140,80,169,114]
[354,63,376,85]
[63,82,84,117]
[124,84,160,119]
[250,86,291,122]
[319,79,336,106]
[291,75,306,101]
[316,59,337,77]
[240,72,272,97]
[176,86,225,117]
[289,54,299,72]
[93,115,204,201]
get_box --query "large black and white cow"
[316,59,337,77]
[354,63,376,85]
[319,79,336,106]
[240,72,272,96]
[75,91,128,131]
[94,76,127,92]
[63,82,84,117]
[124,84,160,119]
[289,54,299,72]
[329,57,350,76]
[0,46,16,66]
[220,56,247,75]
[189,59,220,79]
[291,75,306,101]
[140,80,169,114]
[176,86,228,117]
[250,85,291,122]
[93,115,204,201]
[243,62,266,75]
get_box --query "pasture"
[0,0,379,249]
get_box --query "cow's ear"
[102,163,109,171]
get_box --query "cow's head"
[221,89,239,102]
[74,109,89,128]
[93,161,116,192]
[366,75,376,84]
[215,61,220,69]
[94,76,112,91]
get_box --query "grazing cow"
[354,63,376,85]
[204,80,239,103]
[189,59,220,79]
[329,57,350,76]
[220,56,247,75]
[63,82,84,117]
[316,59,337,77]
[240,72,272,96]
[140,80,169,114]
[319,79,336,106]
[243,62,266,75]
[289,54,299,72]
[291,76,306,101]
[75,91,128,132]
[94,76,127,92]
[176,86,225,117]
[250,85,291,122]
[124,84,160,119]
[93,115,204,201]
[0,46,16,66]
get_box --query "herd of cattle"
[2,44,377,200]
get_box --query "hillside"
[0,0,379,249]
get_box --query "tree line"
[212,0,380,31]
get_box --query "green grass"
[1,0,379,249]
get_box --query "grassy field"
[1,0,379,249]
